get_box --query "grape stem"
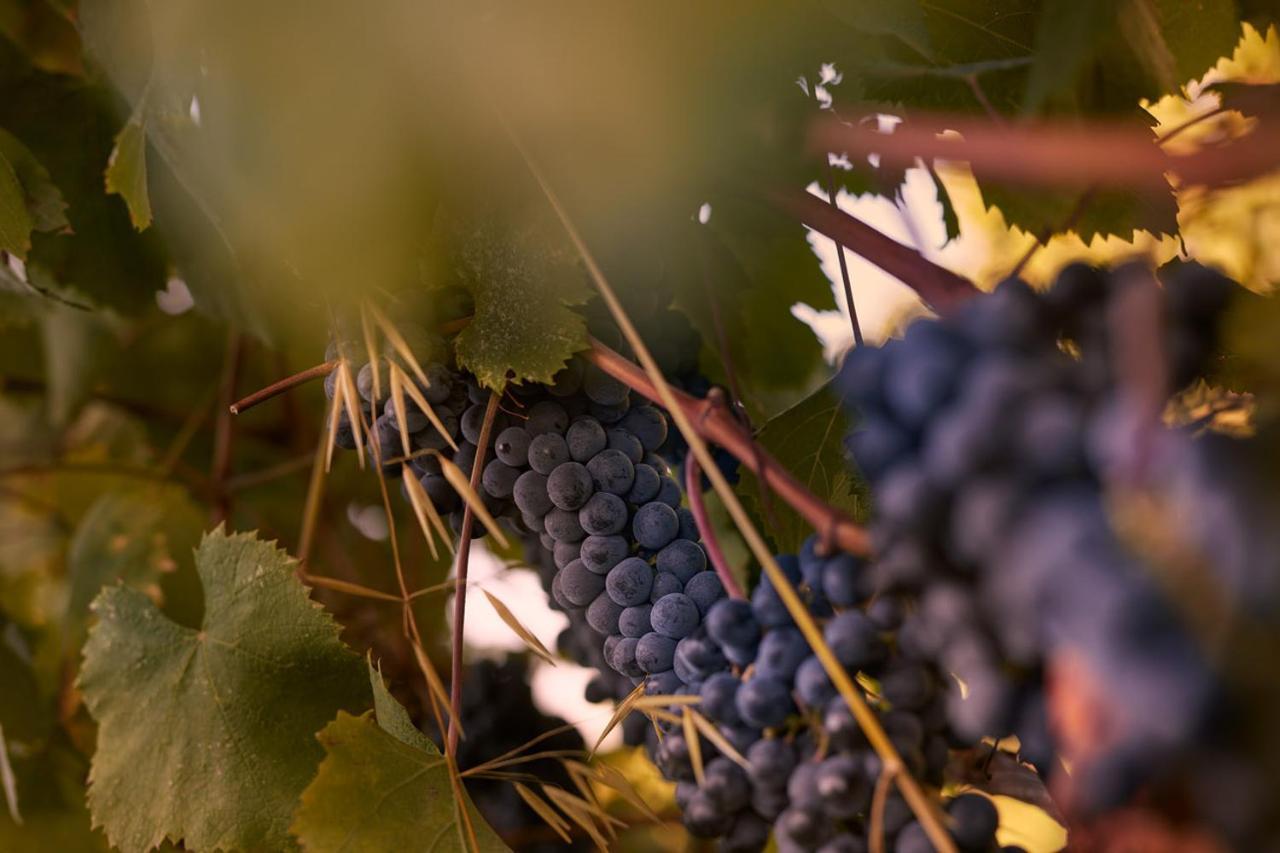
[773,188,976,313]
[583,336,872,557]
[447,390,502,756]
[683,451,746,600]
[228,359,338,415]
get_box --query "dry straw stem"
[447,390,503,757]
[514,783,573,843]
[518,135,956,852]
[482,590,557,665]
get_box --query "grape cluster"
[839,263,1240,820]
[322,325,521,537]
[460,355,739,700]
[644,533,1014,852]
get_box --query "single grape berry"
[579,492,628,536]
[633,501,679,549]
[528,433,571,475]
[580,534,629,574]
[619,604,653,638]
[620,405,668,451]
[626,463,662,503]
[526,400,569,436]
[560,560,605,607]
[650,593,701,639]
[586,593,623,635]
[481,459,519,499]
[683,571,725,615]
[513,470,553,517]
[587,449,636,495]
[656,539,707,583]
[493,426,531,467]
[636,632,677,673]
[736,676,794,728]
[706,599,761,650]
[607,557,655,607]
[547,461,594,511]
[606,428,644,463]
[566,418,607,462]
[649,571,684,603]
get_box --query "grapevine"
[2,6,1279,853]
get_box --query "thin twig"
[296,429,330,565]
[584,337,871,557]
[229,360,338,415]
[964,74,1004,125]
[1156,105,1225,144]
[158,389,215,476]
[210,330,243,525]
[225,453,315,492]
[684,451,745,600]
[806,76,864,346]
[827,181,865,347]
[447,390,502,756]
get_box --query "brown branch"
[810,112,1280,192]
[583,336,872,557]
[773,188,976,314]
[447,389,502,756]
[229,360,337,415]
[684,451,745,600]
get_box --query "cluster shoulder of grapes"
[840,262,1266,841]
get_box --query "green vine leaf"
[291,660,508,852]
[78,528,370,853]
[104,113,152,231]
[445,219,590,390]
[0,129,69,235]
[735,380,869,554]
[0,149,33,259]
[679,204,835,419]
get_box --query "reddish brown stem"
[229,360,338,415]
[684,451,745,600]
[810,112,1280,192]
[584,336,872,557]
[447,390,502,756]
[773,188,976,314]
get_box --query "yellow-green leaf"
[292,661,509,852]
[0,150,33,259]
[104,117,152,231]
